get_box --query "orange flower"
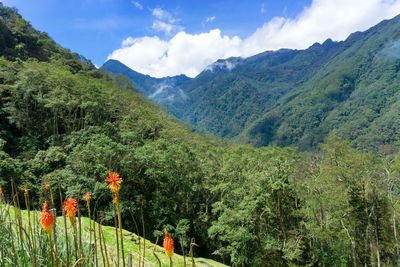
[21,186,29,197]
[0,186,2,195]
[64,198,77,218]
[163,230,174,258]
[83,192,91,202]
[44,184,50,189]
[105,172,123,194]
[40,202,54,237]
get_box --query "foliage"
[105,15,400,152]
[3,4,400,266]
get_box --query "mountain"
[102,59,190,110]
[244,15,400,151]
[104,14,400,151]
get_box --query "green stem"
[58,181,70,267]
[113,204,120,266]
[11,180,27,267]
[49,234,55,267]
[116,199,126,267]
[8,214,16,266]
[152,231,161,267]
[72,223,78,262]
[87,202,92,263]
[100,222,111,267]
[97,214,106,267]
[51,208,59,267]
[93,211,98,267]
[77,207,83,265]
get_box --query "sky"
[2,0,400,78]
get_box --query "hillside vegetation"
[105,14,400,152]
[4,4,400,266]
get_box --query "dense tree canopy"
[2,4,400,266]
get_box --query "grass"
[0,204,227,267]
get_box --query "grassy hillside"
[0,204,226,266]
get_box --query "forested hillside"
[3,4,400,266]
[105,14,400,152]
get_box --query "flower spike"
[40,202,54,237]
[83,192,91,202]
[64,198,77,226]
[163,229,174,258]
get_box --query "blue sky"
[2,0,400,77]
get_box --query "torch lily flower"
[64,198,77,225]
[40,202,54,237]
[21,186,29,197]
[163,230,174,258]
[105,172,123,194]
[84,192,91,210]
[44,183,50,189]
[83,192,91,202]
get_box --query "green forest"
[104,14,400,152]
[3,4,400,266]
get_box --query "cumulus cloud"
[108,30,241,78]
[108,0,400,78]
[241,0,400,56]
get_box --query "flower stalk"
[41,202,55,267]
[65,198,78,261]
[105,172,125,267]
[84,192,93,260]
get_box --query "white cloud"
[206,16,216,23]
[108,30,241,78]
[152,7,176,23]
[241,0,400,57]
[108,0,400,78]
[131,1,143,10]
[152,20,183,35]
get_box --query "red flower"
[44,184,50,189]
[40,202,53,237]
[64,198,77,218]
[83,192,91,202]
[0,186,2,195]
[105,172,123,194]
[163,230,174,258]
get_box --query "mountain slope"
[103,59,190,110]
[178,38,344,139]
[244,14,400,150]
[105,14,400,151]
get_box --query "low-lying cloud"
[108,0,400,78]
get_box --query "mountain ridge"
[103,13,400,151]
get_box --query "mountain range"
[103,14,400,151]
